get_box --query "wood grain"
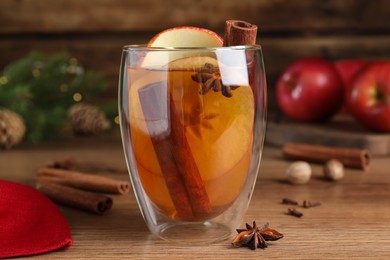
[1,0,390,111]
[1,0,389,34]
[266,115,390,155]
[1,135,390,259]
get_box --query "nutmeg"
[285,161,311,184]
[324,159,344,181]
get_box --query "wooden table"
[1,134,390,259]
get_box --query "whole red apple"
[335,59,369,112]
[346,61,390,132]
[276,57,344,122]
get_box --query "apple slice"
[148,26,223,48]
[141,26,223,69]
[168,56,219,70]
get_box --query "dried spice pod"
[324,159,344,181]
[282,198,299,205]
[285,161,312,184]
[287,208,303,218]
[191,63,239,98]
[232,221,283,250]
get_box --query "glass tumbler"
[119,45,267,243]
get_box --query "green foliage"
[0,52,112,142]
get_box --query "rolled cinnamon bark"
[223,20,258,46]
[36,182,113,215]
[282,143,370,171]
[138,82,212,220]
[36,168,131,195]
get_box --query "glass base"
[157,221,232,245]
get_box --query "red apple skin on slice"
[148,26,223,47]
[141,27,223,68]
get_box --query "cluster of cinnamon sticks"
[35,157,131,215]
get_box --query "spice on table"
[36,167,131,195]
[282,143,370,171]
[287,208,303,218]
[323,159,344,181]
[47,156,75,170]
[282,197,299,205]
[36,182,113,215]
[285,161,312,184]
[302,200,321,208]
[232,221,283,250]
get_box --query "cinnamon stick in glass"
[282,143,370,171]
[36,167,131,195]
[223,20,258,46]
[138,82,211,220]
[136,21,258,220]
[36,182,113,215]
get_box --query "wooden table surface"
[1,134,390,259]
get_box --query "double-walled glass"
[119,45,267,243]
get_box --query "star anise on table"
[191,63,239,98]
[232,221,283,250]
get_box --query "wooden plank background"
[1,0,390,109]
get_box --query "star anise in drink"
[232,221,283,250]
[191,63,239,98]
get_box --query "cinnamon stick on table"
[282,143,370,171]
[36,167,131,195]
[36,182,112,215]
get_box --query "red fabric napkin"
[0,180,72,258]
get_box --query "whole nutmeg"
[286,161,312,184]
[324,159,344,181]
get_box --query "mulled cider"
[127,57,255,221]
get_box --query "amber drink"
[119,46,266,243]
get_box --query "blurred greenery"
[0,52,117,142]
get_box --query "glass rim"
[122,44,262,52]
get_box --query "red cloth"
[0,180,72,258]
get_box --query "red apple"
[276,57,344,122]
[346,61,390,132]
[335,59,369,112]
